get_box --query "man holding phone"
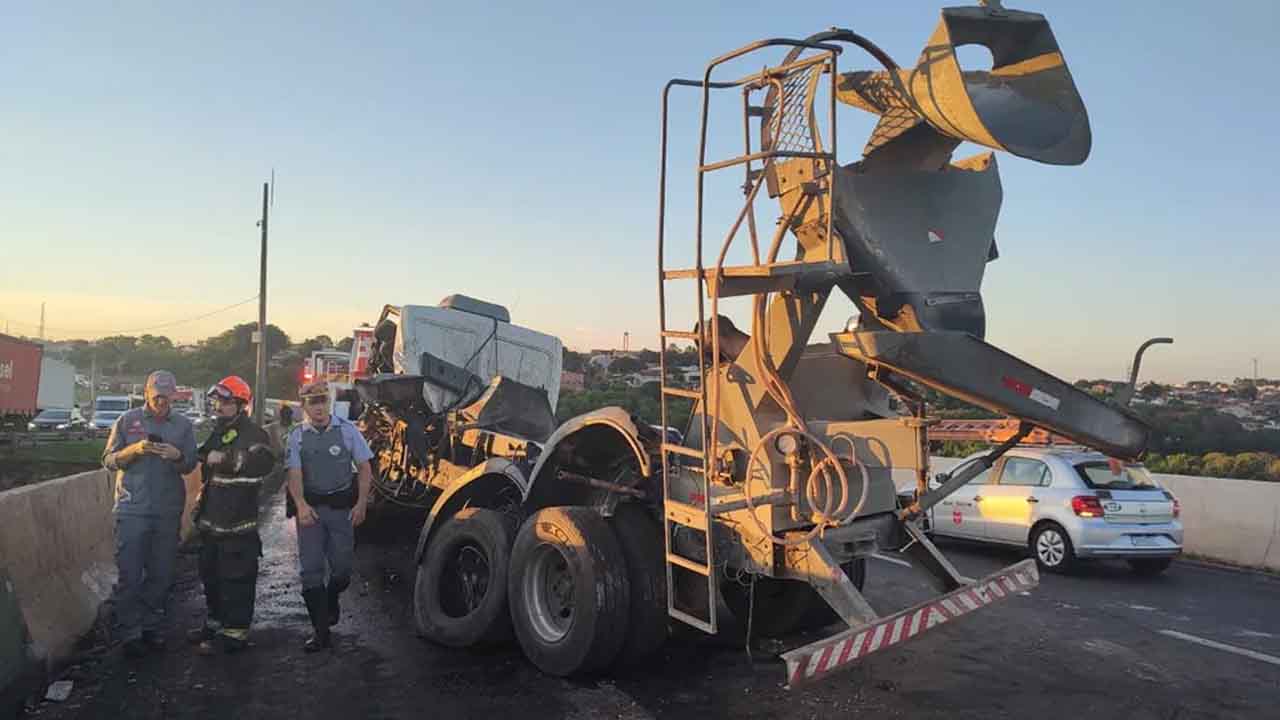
[102,370,198,658]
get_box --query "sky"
[2,1,1276,384]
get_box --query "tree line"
[49,323,351,403]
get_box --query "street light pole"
[254,182,269,425]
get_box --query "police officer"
[284,380,373,651]
[102,370,197,658]
[188,376,276,654]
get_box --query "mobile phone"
[148,433,163,443]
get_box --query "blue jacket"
[103,407,198,517]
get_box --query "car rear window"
[1074,462,1157,490]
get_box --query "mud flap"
[782,559,1038,689]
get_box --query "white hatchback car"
[926,447,1183,575]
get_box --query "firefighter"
[284,380,373,652]
[188,376,276,654]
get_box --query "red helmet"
[208,375,252,406]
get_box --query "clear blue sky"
[2,1,1275,383]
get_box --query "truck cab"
[91,395,132,432]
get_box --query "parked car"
[926,447,1182,575]
[649,424,685,445]
[27,407,87,432]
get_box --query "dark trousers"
[198,534,261,635]
[114,513,182,641]
[297,505,353,590]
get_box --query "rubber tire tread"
[607,503,668,666]
[508,506,631,676]
[414,507,518,648]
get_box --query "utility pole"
[38,302,45,340]
[254,182,269,425]
[90,351,97,418]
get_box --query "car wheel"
[1128,557,1173,576]
[414,508,517,648]
[508,507,630,676]
[1030,523,1075,574]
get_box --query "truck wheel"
[1031,522,1076,574]
[723,558,868,636]
[607,503,668,667]
[1128,557,1173,576]
[797,558,868,630]
[721,576,813,638]
[508,506,630,676]
[414,508,517,648]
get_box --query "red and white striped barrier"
[782,558,1040,688]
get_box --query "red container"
[0,333,44,418]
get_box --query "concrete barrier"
[1153,472,1280,572]
[920,456,1280,572]
[0,469,116,682]
[0,464,204,705]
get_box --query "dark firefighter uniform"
[191,410,275,652]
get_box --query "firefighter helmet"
[208,375,253,406]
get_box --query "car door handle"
[1026,497,1040,504]
[973,495,983,502]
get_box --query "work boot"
[197,632,249,656]
[302,588,331,653]
[326,577,350,627]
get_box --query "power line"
[0,295,260,337]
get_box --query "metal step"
[662,442,704,460]
[666,553,712,576]
[665,500,709,530]
[662,260,847,298]
[661,386,702,400]
[661,329,703,342]
[669,607,715,635]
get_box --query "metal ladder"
[657,198,718,633]
[658,41,842,635]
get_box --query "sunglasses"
[207,384,234,400]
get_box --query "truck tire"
[414,508,517,648]
[721,577,812,638]
[607,503,668,667]
[722,559,868,636]
[508,506,630,676]
[798,558,868,630]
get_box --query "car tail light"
[1172,497,1181,519]
[1071,495,1104,518]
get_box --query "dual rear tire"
[415,504,669,676]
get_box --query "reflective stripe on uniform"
[209,476,262,486]
[196,518,259,535]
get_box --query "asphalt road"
[28,489,1280,719]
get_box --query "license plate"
[1131,535,1158,547]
